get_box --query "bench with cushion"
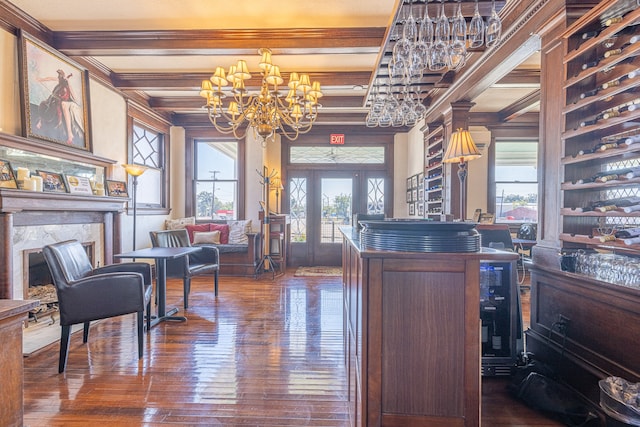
[165,217,261,277]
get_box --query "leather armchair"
[43,240,153,373]
[150,229,220,308]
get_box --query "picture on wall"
[0,159,18,189]
[18,30,92,152]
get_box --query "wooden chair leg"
[59,325,71,373]
[82,321,90,343]
[137,311,144,359]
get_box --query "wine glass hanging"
[366,0,502,128]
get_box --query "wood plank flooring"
[22,270,562,426]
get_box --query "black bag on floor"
[511,371,600,427]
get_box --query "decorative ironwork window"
[130,121,165,209]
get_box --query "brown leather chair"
[150,229,220,308]
[42,240,153,373]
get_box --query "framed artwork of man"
[18,30,92,152]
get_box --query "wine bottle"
[581,29,601,40]
[579,88,600,100]
[579,116,601,127]
[603,16,623,27]
[623,236,640,245]
[623,134,640,145]
[601,73,629,90]
[594,173,619,183]
[582,196,640,212]
[614,227,640,238]
[622,204,640,213]
[582,60,599,71]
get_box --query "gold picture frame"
[18,30,92,151]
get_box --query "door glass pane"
[367,177,385,214]
[290,177,307,242]
[321,178,352,243]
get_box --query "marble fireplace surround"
[0,188,126,300]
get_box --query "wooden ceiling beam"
[112,71,372,90]
[498,89,541,122]
[53,28,385,56]
[150,95,366,111]
[173,111,368,128]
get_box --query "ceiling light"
[199,48,323,143]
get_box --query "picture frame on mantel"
[105,180,129,198]
[0,159,18,189]
[17,30,92,152]
[36,170,68,193]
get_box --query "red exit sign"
[330,134,345,145]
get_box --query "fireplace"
[0,188,126,300]
[23,243,94,324]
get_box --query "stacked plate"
[359,220,480,253]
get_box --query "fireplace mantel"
[0,188,126,213]
[0,189,127,299]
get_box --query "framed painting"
[65,174,93,195]
[409,202,415,216]
[0,159,18,189]
[105,180,129,198]
[18,30,92,152]
[36,170,68,193]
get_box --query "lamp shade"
[122,164,148,177]
[443,128,481,163]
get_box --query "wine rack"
[561,0,640,254]
[424,124,444,220]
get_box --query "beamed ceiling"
[1,0,597,131]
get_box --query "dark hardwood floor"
[22,270,562,426]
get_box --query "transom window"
[290,146,384,164]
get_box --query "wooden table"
[114,247,200,327]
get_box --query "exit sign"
[330,134,345,145]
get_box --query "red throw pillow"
[184,224,211,243]
[209,223,230,244]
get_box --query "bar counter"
[340,226,517,427]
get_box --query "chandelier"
[366,0,502,128]
[199,48,323,142]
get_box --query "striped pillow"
[227,220,252,244]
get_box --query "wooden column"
[0,213,14,299]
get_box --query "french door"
[287,170,386,266]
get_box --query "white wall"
[393,132,409,217]
[0,30,20,135]
[170,126,187,219]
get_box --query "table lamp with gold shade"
[270,176,284,214]
[122,164,148,250]
[442,129,481,221]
